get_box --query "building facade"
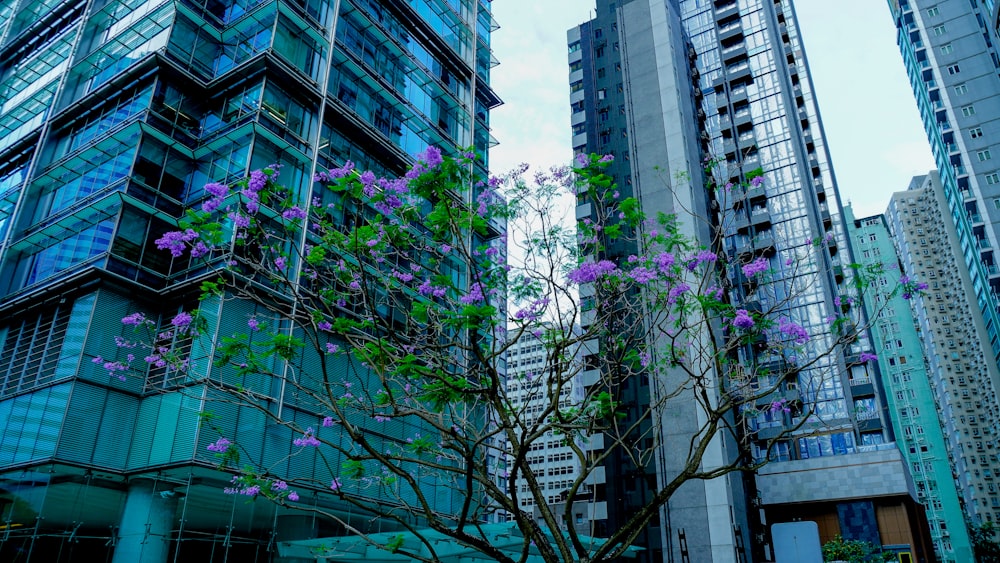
[848,199,974,562]
[0,0,499,561]
[888,173,1000,535]
[570,1,927,560]
[887,0,1000,363]
[502,330,597,534]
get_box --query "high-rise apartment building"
[887,0,1000,363]
[503,330,595,534]
[570,1,926,560]
[888,173,1000,538]
[848,198,974,562]
[0,1,499,561]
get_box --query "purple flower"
[568,260,618,284]
[668,283,690,303]
[859,352,878,363]
[247,317,259,331]
[732,309,754,329]
[205,182,229,198]
[703,285,724,300]
[171,312,193,328]
[155,229,199,257]
[440,244,452,253]
[274,256,287,271]
[574,153,589,167]
[293,428,321,447]
[392,270,414,282]
[687,250,717,270]
[207,437,231,452]
[330,478,342,491]
[418,146,443,168]
[282,206,308,221]
[322,416,334,427]
[418,280,448,298]
[122,312,146,326]
[318,321,332,331]
[202,198,222,213]
[514,297,550,321]
[193,241,212,258]
[778,318,810,344]
[768,399,790,414]
[230,212,250,229]
[750,175,765,188]
[598,154,614,163]
[460,282,486,305]
[741,257,769,278]
[287,491,300,502]
[325,343,339,354]
[247,169,267,193]
[654,252,676,272]
[629,267,657,284]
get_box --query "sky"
[487,0,937,218]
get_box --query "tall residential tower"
[888,0,1000,363]
[571,1,926,560]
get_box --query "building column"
[112,480,178,563]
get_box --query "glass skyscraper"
[0,0,498,561]
[570,1,927,560]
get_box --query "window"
[570,81,583,93]
[569,61,582,72]
[955,83,968,95]
[568,41,581,53]
[927,6,939,16]
[987,174,1000,186]
[941,43,953,55]
[979,150,993,162]
[971,127,984,139]
[948,64,961,74]
[933,25,947,36]
[962,105,976,117]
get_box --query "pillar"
[112,480,178,563]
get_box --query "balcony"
[721,44,748,63]
[715,2,739,20]
[718,20,743,41]
[750,206,771,227]
[734,108,753,127]
[856,410,880,422]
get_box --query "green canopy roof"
[276,522,643,562]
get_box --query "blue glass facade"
[0,0,499,560]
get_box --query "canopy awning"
[276,522,643,562]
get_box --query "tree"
[99,150,920,562]
[971,522,1000,563]
[821,535,894,562]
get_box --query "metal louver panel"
[0,302,72,397]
